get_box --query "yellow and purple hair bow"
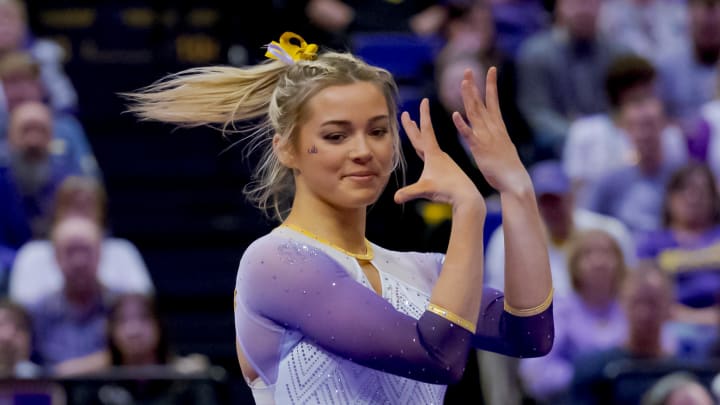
[265,32,318,64]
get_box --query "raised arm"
[452,67,553,321]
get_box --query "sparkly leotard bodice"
[234,227,554,404]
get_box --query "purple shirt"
[519,293,626,401]
[28,288,115,366]
[637,225,720,307]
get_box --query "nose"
[349,134,373,163]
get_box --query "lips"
[344,171,377,179]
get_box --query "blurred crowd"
[2,0,720,404]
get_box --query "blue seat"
[351,32,444,84]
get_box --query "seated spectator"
[27,216,116,368]
[10,175,154,307]
[637,162,720,358]
[0,299,41,377]
[4,101,80,237]
[515,0,629,159]
[0,0,77,117]
[563,54,687,208]
[55,293,209,376]
[641,371,715,405]
[0,51,100,178]
[519,229,628,404]
[570,261,677,405]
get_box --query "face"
[668,169,716,228]
[283,82,395,211]
[8,102,53,163]
[2,71,44,111]
[557,0,601,40]
[575,232,622,298]
[621,272,671,335]
[0,308,30,369]
[111,298,160,362]
[619,93,664,159]
[689,0,720,51]
[537,193,573,229]
[55,228,101,296]
[438,59,484,115]
[666,383,715,405]
[0,2,24,53]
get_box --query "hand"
[395,99,485,211]
[452,68,530,194]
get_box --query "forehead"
[303,81,389,125]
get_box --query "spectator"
[9,175,153,307]
[4,101,79,237]
[657,0,720,134]
[519,229,629,404]
[55,293,209,376]
[570,261,677,405]
[598,0,688,64]
[489,0,551,59]
[0,51,100,178]
[0,299,41,377]
[583,97,684,238]
[434,0,534,166]
[27,216,115,368]
[0,0,77,117]
[641,371,715,405]
[563,54,687,208]
[636,162,720,358]
[515,0,629,159]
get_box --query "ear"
[273,134,296,168]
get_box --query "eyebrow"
[320,115,389,127]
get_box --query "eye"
[370,128,389,137]
[323,133,347,142]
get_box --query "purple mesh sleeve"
[472,289,554,357]
[238,236,473,384]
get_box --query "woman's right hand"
[394,98,485,213]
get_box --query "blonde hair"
[123,51,404,221]
[0,50,39,79]
[567,229,627,294]
[52,175,108,228]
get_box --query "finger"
[452,111,477,148]
[419,98,440,150]
[485,67,502,119]
[394,180,434,204]
[460,69,488,126]
[400,111,425,160]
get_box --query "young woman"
[125,32,553,404]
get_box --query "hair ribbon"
[265,32,318,64]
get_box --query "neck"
[64,285,100,310]
[123,352,158,366]
[580,292,613,312]
[284,194,368,255]
[637,153,661,175]
[672,221,711,238]
[626,331,663,357]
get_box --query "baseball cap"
[529,160,571,196]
